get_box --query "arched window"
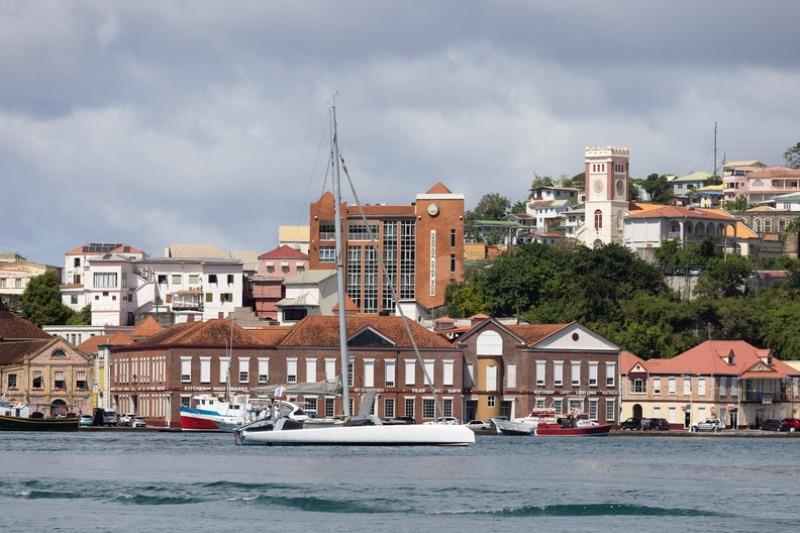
[685,221,693,235]
[670,221,680,233]
[695,222,704,235]
[476,330,503,356]
[51,349,66,358]
[754,219,761,232]
[764,219,772,233]
[779,219,786,232]
[594,210,603,230]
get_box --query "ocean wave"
[472,503,725,517]
[112,494,205,505]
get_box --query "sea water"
[0,432,797,532]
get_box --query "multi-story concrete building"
[308,182,464,315]
[578,147,630,248]
[61,243,147,311]
[722,160,767,201]
[620,341,800,429]
[250,245,309,320]
[0,260,62,312]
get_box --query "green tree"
[784,142,800,169]
[20,272,74,326]
[694,255,753,299]
[641,173,673,204]
[725,196,748,211]
[510,200,527,215]
[66,304,91,325]
[530,175,555,190]
[467,193,511,221]
[704,175,723,186]
[628,182,642,202]
[445,282,486,318]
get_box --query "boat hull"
[0,415,79,431]
[180,407,243,432]
[491,417,534,435]
[535,424,612,437]
[236,424,475,446]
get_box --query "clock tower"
[580,146,630,248]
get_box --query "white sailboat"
[234,103,473,446]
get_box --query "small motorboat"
[535,414,611,436]
[0,401,79,431]
[492,409,558,435]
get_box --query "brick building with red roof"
[250,245,310,319]
[621,340,800,429]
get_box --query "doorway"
[684,411,691,429]
[633,404,643,419]
[465,400,478,422]
[50,399,68,416]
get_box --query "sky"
[2,1,798,265]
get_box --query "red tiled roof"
[258,245,309,261]
[332,295,359,313]
[130,316,164,338]
[77,332,134,353]
[469,313,490,320]
[0,339,53,365]
[746,167,800,179]
[627,206,734,221]
[0,311,52,340]
[131,319,265,348]
[278,316,455,349]
[506,323,569,345]
[246,327,293,346]
[426,182,452,194]
[620,350,648,374]
[644,340,800,377]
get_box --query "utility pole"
[713,121,718,177]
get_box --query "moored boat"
[180,394,262,432]
[491,417,534,435]
[535,414,611,436]
[0,400,79,431]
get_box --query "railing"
[742,391,787,403]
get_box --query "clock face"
[615,179,625,196]
[593,179,604,194]
[427,203,439,216]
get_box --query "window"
[719,376,727,397]
[158,275,167,284]
[219,357,230,383]
[70,295,78,305]
[487,395,495,408]
[306,358,317,384]
[605,399,616,422]
[653,406,662,419]
[424,360,435,387]
[443,398,453,418]
[404,398,415,418]
[319,247,335,263]
[200,357,211,383]
[683,378,691,395]
[422,399,436,419]
[569,399,583,413]
[325,359,336,381]
[282,308,307,322]
[450,229,456,247]
[588,362,598,387]
[552,398,563,413]
[205,293,213,303]
[74,257,80,267]
[348,222,378,240]
[594,209,603,230]
[385,360,396,387]
[7,374,17,389]
[227,274,234,285]
[181,396,191,408]
[304,397,317,416]
[668,406,676,423]
[384,398,395,419]
[181,357,192,382]
[698,378,706,396]
[348,359,354,387]
[405,360,415,385]
[633,379,645,393]
[698,406,706,421]
[536,361,546,386]
[588,399,598,421]
[466,363,475,388]
[653,377,661,394]
[189,274,199,284]
[450,254,456,273]
[364,360,374,388]
[506,363,516,389]
[51,348,66,358]
[319,223,336,240]
[172,274,182,284]
[325,398,335,418]
[486,365,497,392]
[571,361,581,386]
[287,359,297,384]
[93,272,118,288]
[32,371,42,389]
[258,358,269,384]
[535,398,545,410]
[668,377,676,394]
[221,293,233,303]
[731,377,739,396]
[208,274,218,283]
[238,357,250,383]
[554,361,565,386]
[54,371,65,389]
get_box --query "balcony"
[741,391,788,403]
[170,290,204,311]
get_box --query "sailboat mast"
[330,103,351,418]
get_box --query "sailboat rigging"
[233,101,473,445]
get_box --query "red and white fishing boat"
[180,394,264,432]
[535,414,611,436]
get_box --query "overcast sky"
[2,1,798,265]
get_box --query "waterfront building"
[250,245,309,320]
[620,341,800,429]
[308,182,465,315]
[0,260,62,313]
[456,317,620,424]
[0,311,94,414]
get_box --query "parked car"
[78,415,94,427]
[620,417,643,430]
[642,418,669,431]
[424,416,460,425]
[118,413,135,426]
[464,420,491,430]
[761,418,800,432]
[102,410,119,426]
[129,416,146,428]
[691,419,725,432]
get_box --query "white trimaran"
[234,102,473,445]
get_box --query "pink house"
[724,164,800,203]
[251,245,309,319]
